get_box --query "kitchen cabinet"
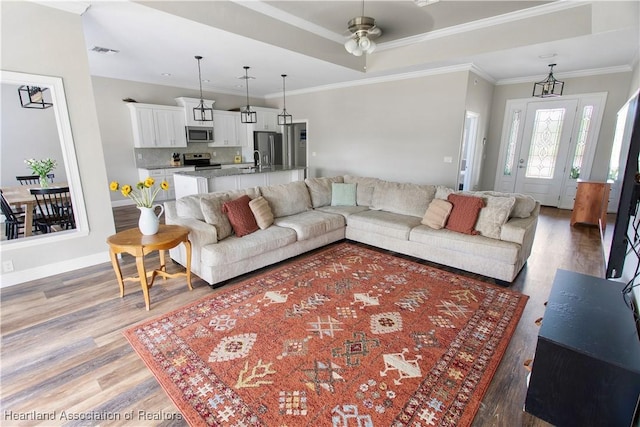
[253,107,279,132]
[138,167,195,201]
[211,111,246,147]
[128,103,186,148]
[175,97,215,128]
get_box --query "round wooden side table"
[107,224,192,310]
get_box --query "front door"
[514,99,578,206]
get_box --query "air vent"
[90,46,119,55]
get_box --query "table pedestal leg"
[109,249,125,297]
[135,255,151,311]
[184,239,193,290]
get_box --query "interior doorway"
[458,111,479,191]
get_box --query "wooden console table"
[107,225,192,310]
[570,180,611,231]
[525,269,640,426]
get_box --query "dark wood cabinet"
[525,269,640,426]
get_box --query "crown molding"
[264,63,475,98]
[495,65,634,85]
[30,0,91,15]
[230,0,344,44]
[376,1,587,52]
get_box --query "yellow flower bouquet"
[109,177,169,207]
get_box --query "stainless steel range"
[183,153,221,170]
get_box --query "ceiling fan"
[344,2,381,56]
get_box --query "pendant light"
[193,56,213,122]
[277,74,293,126]
[532,63,564,98]
[240,66,257,124]
[18,85,53,109]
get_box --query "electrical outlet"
[2,260,14,273]
[236,151,240,155]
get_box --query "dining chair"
[16,174,55,185]
[0,190,26,239]
[29,187,75,233]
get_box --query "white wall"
[1,1,115,286]
[483,71,634,190]
[1,83,67,186]
[272,71,470,187]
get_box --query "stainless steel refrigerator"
[253,131,283,167]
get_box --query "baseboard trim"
[0,251,111,288]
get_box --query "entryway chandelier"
[193,56,213,122]
[277,74,293,126]
[532,63,565,98]
[344,1,381,56]
[240,66,257,124]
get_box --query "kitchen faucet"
[253,150,261,167]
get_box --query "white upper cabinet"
[175,97,215,128]
[212,111,239,146]
[128,103,186,148]
[253,107,279,132]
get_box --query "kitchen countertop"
[138,163,250,170]
[174,165,307,178]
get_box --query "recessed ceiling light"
[161,73,171,77]
[538,53,558,59]
[90,46,119,55]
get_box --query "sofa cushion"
[474,195,516,239]
[348,210,422,240]
[201,226,297,266]
[222,195,259,237]
[410,225,520,264]
[274,211,345,241]
[446,193,484,235]
[371,181,436,218]
[304,176,344,208]
[343,175,380,206]
[176,195,206,221]
[331,183,357,206]
[481,191,536,218]
[260,181,312,218]
[422,199,453,229]
[200,194,233,240]
[316,205,370,218]
[249,196,274,230]
[435,185,455,200]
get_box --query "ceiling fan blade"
[368,26,382,37]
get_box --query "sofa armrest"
[500,202,540,246]
[165,201,218,246]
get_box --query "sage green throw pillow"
[331,183,357,206]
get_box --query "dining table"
[1,182,69,237]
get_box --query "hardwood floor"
[0,205,613,426]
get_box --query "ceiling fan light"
[344,38,358,53]
[358,35,371,50]
[366,40,377,54]
[352,47,363,57]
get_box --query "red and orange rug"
[124,243,527,426]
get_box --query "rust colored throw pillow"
[222,195,259,237]
[446,193,484,235]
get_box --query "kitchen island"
[173,166,306,199]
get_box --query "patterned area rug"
[124,243,528,426]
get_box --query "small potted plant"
[25,158,57,188]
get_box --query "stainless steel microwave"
[186,126,214,143]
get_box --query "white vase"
[138,205,164,235]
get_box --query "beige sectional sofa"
[164,175,539,285]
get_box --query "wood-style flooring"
[0,206,613,426]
